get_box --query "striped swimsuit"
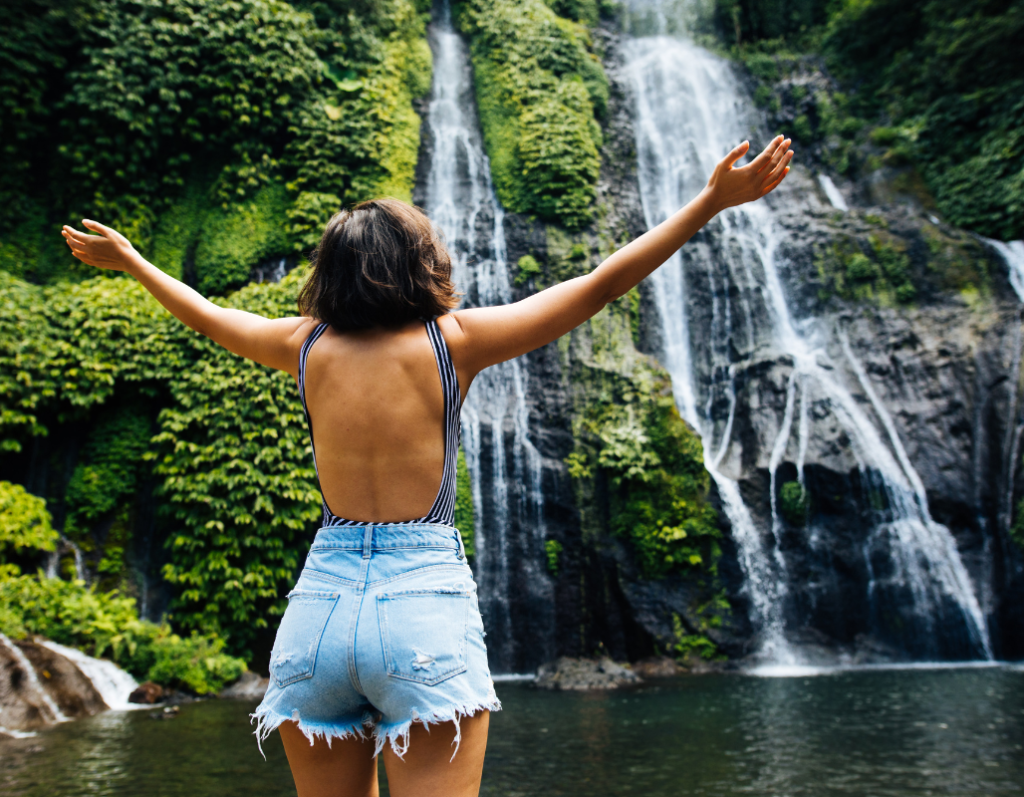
[297,317,461,528]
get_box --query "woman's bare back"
[302,318,462,524]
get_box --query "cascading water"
[622,4,991,663]
[420,2,552,673]
[38,640,140,711]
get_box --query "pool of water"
[2,666,1022,796]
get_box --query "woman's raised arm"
[443,136,793,377]
[62,221,312,376]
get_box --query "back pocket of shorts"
[270,589,340,688]
[377,590,471,686]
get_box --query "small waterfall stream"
[622,12,991,663]
[420,2,552,673]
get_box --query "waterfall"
[622,16,991,662]
[420,2,551,673]
[38,640,140,711]
[982,239,1024,541]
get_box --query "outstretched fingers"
[762,146,794,189]
[761,163,792,197]
[749,135,785,172]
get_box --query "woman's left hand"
[61,220,139,273]
[706,135,793,211]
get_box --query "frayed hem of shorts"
[373,695,502,762]
[250,703,371,759]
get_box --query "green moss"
[779,480,809,526]
[515,254,543,286]
[456,0,606,229]
[1012,498,1024,548]
[570,360,720,580]
[921,225,990,295]
[546,226,593,283]
[544,539,563,575]
[454,447,476,559]
[815,232,916,306]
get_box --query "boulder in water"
[534,657,642,691]
[218,670,268,700]
[1,634,106,734]
[128,681,164,704]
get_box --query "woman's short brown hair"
[297,199,458,330]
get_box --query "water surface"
[2,667,1021,796]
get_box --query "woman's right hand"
[61,220,139,272]
[706,135,793,211]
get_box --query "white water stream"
[38,640,140,711]
[421,3,550,671]
[622,18,991,662]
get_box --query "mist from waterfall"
[420,2,551,673]
[622,7,991,662]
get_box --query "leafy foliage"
[454,447,476,559]
[0,574,245,693]
[571,360,721,580]
[725,0,1024,241]
[0,481,57,575]
[779,480,809,526]
[544,539,563,575]
[0,269,321,658]
[0,0,431,292]
[455,0,607,229]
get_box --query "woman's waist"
[309,522,464,554]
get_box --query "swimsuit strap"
[298,318,461,528]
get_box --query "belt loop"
[455,528,466,561]
[362,525,373,559]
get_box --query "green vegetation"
[0,269,320,660]
[570,360,721,580]
[670,610,724,663]
[1,0,432,293]
[544,539,563,575]
[722,0,1024,242]
[779,480,809,526]
[0,573,245,694]
[515,255,543,287]
[815,233,916,305]
[455,0,608,229]
[0,482,58,576]
[0,487,245,693]
[454,448,476,559]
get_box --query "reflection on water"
[2,668,1022,796]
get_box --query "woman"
[62,135,792,797]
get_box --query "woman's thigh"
[279,720,380,797]
[382,711,490,797]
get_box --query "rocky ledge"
[534,657,643,691]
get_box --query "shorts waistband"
[309,523,465,558]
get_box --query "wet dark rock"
[534,657,642,691]
[631,656,684,678]
[128,681,164,704]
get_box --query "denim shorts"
[251,523,499,759]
